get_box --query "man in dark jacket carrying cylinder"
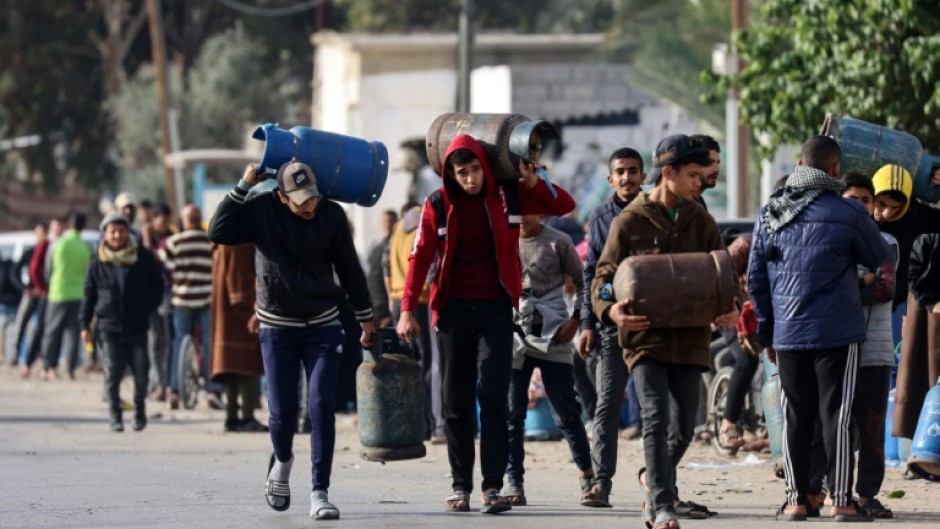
[591,134,738,529]
[209,161,375,521]
[749,136,888,521]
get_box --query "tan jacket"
[591,192,723,371]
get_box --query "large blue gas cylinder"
[761,351,784,459]
[908,376,940,480]
[252,123,388,207]
[821,114,940,203]
[356,328,426,462]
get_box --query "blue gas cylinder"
[524,397,563,441]
[761,352,784,459]
[356,328,426,462]
[821,114,940,203]
[907,376,940,480]
[252,123,389,207]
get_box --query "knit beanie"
[871,164,913,221]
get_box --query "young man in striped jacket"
[160,204,220,409]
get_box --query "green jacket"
[48,230,91,303]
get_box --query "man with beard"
[577,147,646,507]
[690,134,721,211]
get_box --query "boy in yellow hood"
[871,164,940,312]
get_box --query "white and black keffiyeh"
[763,165,845,234]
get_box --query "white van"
[0,230,100,263]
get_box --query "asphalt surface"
[1,365,937,528]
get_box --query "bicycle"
[704,335,766,457]
[176,323,206,410]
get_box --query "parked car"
[0,230,100,263]
[717,218,755,246]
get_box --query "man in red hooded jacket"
[397,134,575,514]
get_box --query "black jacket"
[910,232,940,310]
[208,184,373,327]
[880,202,940,309]
[80,246,164,334]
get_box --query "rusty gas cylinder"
[612,250,736,328]
[356,328,427,462]
[425,113,558,180]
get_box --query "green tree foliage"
[182,23,286,149]
[335,0,613,33]
[108,22,291,201]
[0,2,117,191]
[704,0,940,156]
[603,0,730,134]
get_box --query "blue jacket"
[579,195,629,330]
[748,193,888,351]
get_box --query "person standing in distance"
[209,161,375,521]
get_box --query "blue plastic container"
[761,352,784,459]
[524,397,563,441]
[885,388,899,461]
[908,376,940,480]
[821,114,940,203]
[252,123,389,207]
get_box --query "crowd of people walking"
[4,126,939,527]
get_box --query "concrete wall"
[310,32,711,258]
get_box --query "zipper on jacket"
[483,197,511,298]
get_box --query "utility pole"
[730,0,749,218]
[456,0,473,112]
[146,0,178,212]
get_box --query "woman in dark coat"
[80,213,163,432]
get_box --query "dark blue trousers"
[260,324,344,491]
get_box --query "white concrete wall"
[350,69,456,260]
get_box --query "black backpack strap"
[427,190,447,240]
[498,181,522,229]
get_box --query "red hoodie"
[401,134,575,325]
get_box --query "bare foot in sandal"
[481,489,512,514]
[718,420,745,449]
[445,490,470,512]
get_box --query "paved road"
[1,366,937,528]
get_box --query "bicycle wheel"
[177,334,200,410]
[708,366,737,456]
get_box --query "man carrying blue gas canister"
[209,161,375,521]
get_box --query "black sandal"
[833,500,873,523]
[264,454,291,512]
[858,498,892,519]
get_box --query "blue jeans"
[507,355,592,484]
[261,324,345,491]
[170,307,218,394]
[589,325,628,493]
